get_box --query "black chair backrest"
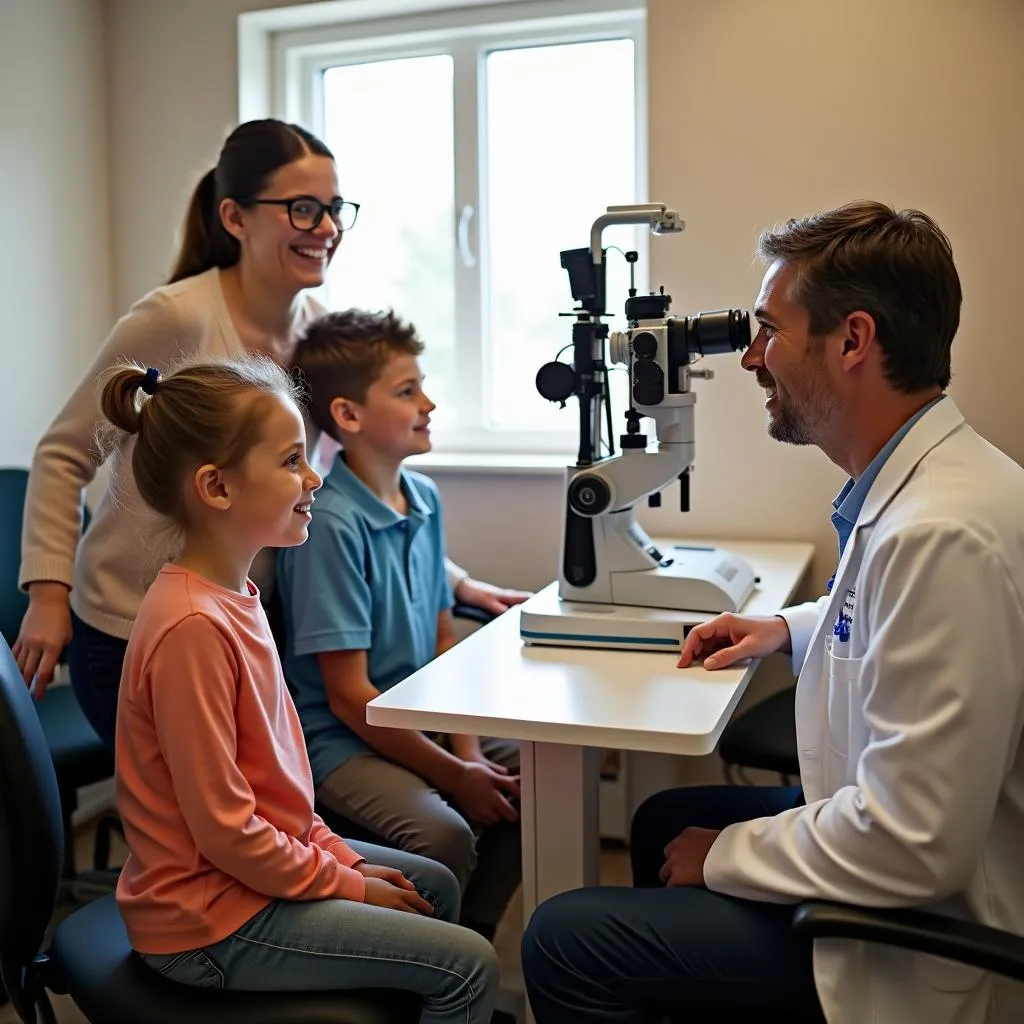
[0,467,90,648]
[0,469,31,648]
[0,634,65,978]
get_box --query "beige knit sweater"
[19,269,327,639]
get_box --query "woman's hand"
[12,582,72,699]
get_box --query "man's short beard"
[767,360,834,447]
[768,403,818,445]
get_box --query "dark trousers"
[68,611,128,751]
[521,785,825,1023]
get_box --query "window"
[272,1,645,454]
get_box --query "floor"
[0,819,632,1024]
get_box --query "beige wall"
[103,0,1024,603]
[643,0,1024,590]
[0,0,111,466]
[106,0,313,313]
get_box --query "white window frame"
[264,0,647,455]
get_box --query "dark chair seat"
[718,686,799,779]
[50,894,421,1024]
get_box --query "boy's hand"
[362,876,434,915]
[459,747,510,775]
[450,733,509,774]
[454,577,532,616]
[452,762,521,825]
[356,863,417,890]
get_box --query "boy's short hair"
[293,309,424,440]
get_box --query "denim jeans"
[522,785,824,1024]
[67,611,127,751]
[140,840,499,1024]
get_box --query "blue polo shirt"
[276,455,454,786]
[831,395,945,559]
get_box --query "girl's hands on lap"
[356,862,416,889]
[361,875,434,914]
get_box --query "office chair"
[718,685,800,785]
[0,632,422,1024]
[793,901,1024,981]
[0,468,117,889]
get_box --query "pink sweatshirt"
[115,565,365,954]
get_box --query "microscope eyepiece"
[686,309,750,356]
[665,308,750,379]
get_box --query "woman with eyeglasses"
[14,118,525,751]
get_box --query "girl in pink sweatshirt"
[101,357,498,1023]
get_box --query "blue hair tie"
[140,367,160,395]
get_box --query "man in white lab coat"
[521,200,1024,1024]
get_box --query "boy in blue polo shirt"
[278,309,522,941]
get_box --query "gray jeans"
[318,737,522,932]
[140,840,498,1024]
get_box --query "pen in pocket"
[832,615,851,657]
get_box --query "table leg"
[518,741,600,1024]
[519,740,601,920]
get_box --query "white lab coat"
[704,398,1024,1024]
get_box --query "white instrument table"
[367,539,813,992]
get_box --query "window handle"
[457,204,476,267]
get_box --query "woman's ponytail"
[167,168,224,284]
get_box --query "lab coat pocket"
[825,651,861,759]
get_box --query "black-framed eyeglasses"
[248,195,360,233]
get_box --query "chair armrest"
[792,901,1024,982]
[452,602,496,626]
